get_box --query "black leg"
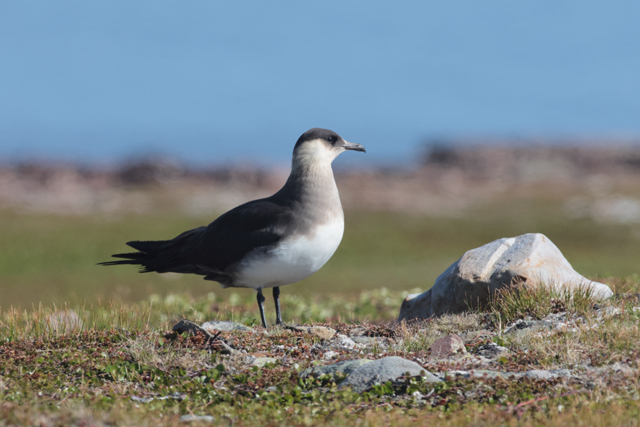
[257,288,267,328]
[273,287,283,325]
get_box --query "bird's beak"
[342,140,366,153]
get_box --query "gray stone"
[330,334,358,350]
[585,362,635,376]
[430,335,467,358]
[180,415,215,423]
[287,325,336,340]
[350,336,377,346]
[338,356,441,393]
[131,392,186,403]
[201,320,253,332]
[521,369,567,380]
[323,350,339,360]
[447,369,571,380]
[447,370,511,380]
[300,359,372,379]
[550,369,572,377]
[349,336,394,349]
[504,319,554,335]
[398,233,613,321]
[131,395,155,403]
[475,342,510,359]
[251,357,279,368]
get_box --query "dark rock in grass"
[430,334,467,358]
[300,359,372,379]
[338,356,441,393]
[504,319,554,335]
[474,342,510,359]
[173,319,212,337]
[202,320,254,332]
[172,320,240,355]
[398,233,613,321]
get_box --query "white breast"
[234,217,345,289]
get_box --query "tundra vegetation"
[1,158,640,426]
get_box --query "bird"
[99,128,365,327]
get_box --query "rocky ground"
[3,144,640,220]
[2,285,639,426]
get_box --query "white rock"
[324,350,339,359]
[398,233,613,321]
[251,357,279,368]
[331,334,358,350]
[201,320,253,332]
[180,415,215,423]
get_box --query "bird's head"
[293,128,365,166]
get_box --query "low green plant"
[487,282,599,324]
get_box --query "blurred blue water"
[1,1,639,167]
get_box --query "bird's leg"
[257,288,268,328]
[273,287,283,325]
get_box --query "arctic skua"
[100,128,365,327]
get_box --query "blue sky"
[1,1,639,167]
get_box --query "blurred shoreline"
[2,143,640,223]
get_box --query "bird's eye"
[327,136,335,144]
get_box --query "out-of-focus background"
[1,1,639,313]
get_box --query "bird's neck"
[278,158,343,217]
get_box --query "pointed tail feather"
[98,226,206,273]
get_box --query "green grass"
[1,199,640,310]
[485,283,600,325]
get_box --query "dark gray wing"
[100,197,295,277]
[180,197,295,272]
